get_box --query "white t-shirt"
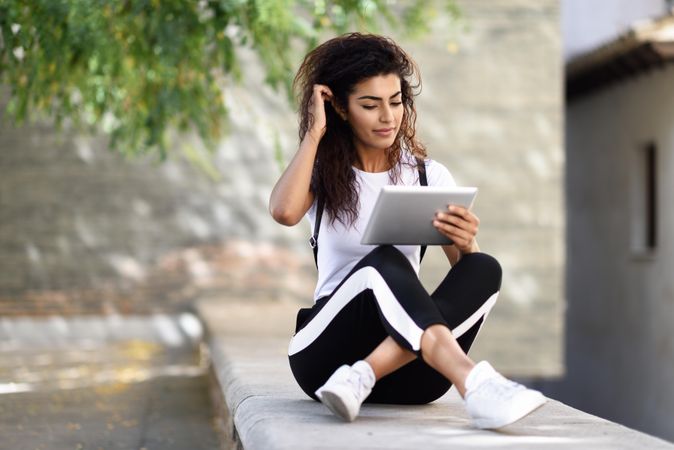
[306,154,457,301]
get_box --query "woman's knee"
[420,323,450,345]
[459,252,502,290]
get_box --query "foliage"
[0,0,460,159]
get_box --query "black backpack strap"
[310,195,324,268]
[311,158,427,269]
[417,157,428,186]
[416,157,428,263]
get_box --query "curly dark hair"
[293,32,427,227]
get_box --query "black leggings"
[288,245,502,405]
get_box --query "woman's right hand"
[270,84,331,226]
[306,84,334,143]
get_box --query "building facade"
[544,10,674,441]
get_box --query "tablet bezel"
[360,185,478,245]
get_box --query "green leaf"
[0,0,460,160]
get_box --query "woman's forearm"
[269,134,320,226]
[443,239,479,266]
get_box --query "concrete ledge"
[197,299,674,450]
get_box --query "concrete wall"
[551,64,674,441]
[408,0,564,377]
[0,60,315,314]
[0,1,564,377]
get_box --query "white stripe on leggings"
[287,266,499,356]
[450,291,498,340]
[288,266,422,356]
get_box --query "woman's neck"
[354,148,390,173]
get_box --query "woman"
[269,33,546,429]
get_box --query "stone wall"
[0,0,563,377]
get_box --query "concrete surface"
[197,298,674,450]
[0,314,220,450]
[0,375,219,450]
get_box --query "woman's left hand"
[433,205,479,254]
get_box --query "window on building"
[630,141,658,256]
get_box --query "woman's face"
[342,73,404,153]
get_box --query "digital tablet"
[360,186,478,245]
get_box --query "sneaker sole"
[472,394,547,429]
[318,390,357,422]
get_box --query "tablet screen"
[360,186,478,245]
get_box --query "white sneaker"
[464,361,547,429]
[315,360,375,422]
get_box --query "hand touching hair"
[293,33,427,227]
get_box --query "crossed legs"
[362,250,501,400]
[365,325,475,398]
[289,247,502,404]
[304,249,546,426]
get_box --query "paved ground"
[0,375,219,450]
[0,314,220,450]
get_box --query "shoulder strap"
[416,157,428,263]
[311,195,324,268]
[311,158,428,269]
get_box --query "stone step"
[197,298,674,450]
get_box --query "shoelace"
[473,374,526,401]
[346,369,372,400]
